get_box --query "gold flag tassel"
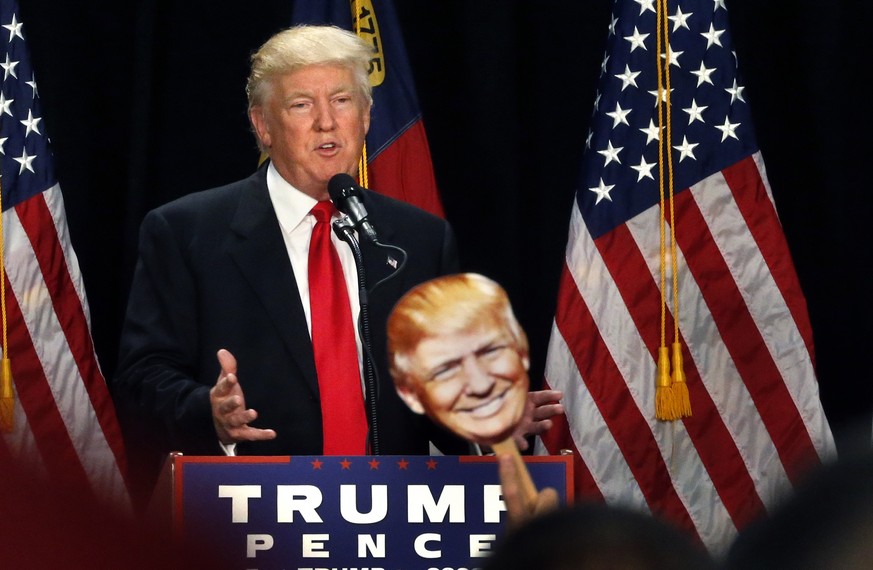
[653,0,691,420]
[0,177,13,432]
[662,0,691,420]
[671,341,691,418]
[653,0,674,420]
[1,358,12,433]
[655,347,675,420]
[358,144,369,189]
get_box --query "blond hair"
[246,25,374,151]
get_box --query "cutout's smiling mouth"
[459,389,508,418]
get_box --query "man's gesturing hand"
[210,349,277,445]
[512,389,564,451]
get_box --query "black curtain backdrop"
[17,0,873,454]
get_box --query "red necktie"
[308,201,368,455]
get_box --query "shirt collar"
[266,162,321,234]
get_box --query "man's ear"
[361,99,372,135]
[395,382,425,415]
[249,106,271,148]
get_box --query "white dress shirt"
[265,163,363,359]
[220,163,363,456]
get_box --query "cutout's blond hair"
[387,273,528,387]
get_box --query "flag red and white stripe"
[1,1,129,509]
[535,0,834,554]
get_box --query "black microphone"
[328,173,379,243]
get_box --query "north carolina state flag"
[292,0,444,217]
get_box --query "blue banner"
[175,455,572,569]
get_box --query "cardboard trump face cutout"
[387,273,530,446]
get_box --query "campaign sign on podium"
[169,454,572,570]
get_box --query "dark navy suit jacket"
[113,165,466,457]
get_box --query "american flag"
[292,0,445,217]
[535,0,835,553]
[0,0,128,507]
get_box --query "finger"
[217,349,238,376]
[497,454,521,501]
[531,402,565,421]
[536,487,560,516]
[224,422,277,441]
[524,419,554,437]
[237,427,277,442]
[212,372,238,397]
[528,389,563,406]
[217,395,245,416]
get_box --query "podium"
[154,453,572,569]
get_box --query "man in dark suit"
[113,25,562,475]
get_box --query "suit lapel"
[360,200,407,304]
[226,175,320,396]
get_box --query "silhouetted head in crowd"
[483,501,717,570]
[725,450,873,570]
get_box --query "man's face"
[397,324,530,445]
[249,64,370,200]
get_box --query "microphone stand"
[333,218,380,455]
